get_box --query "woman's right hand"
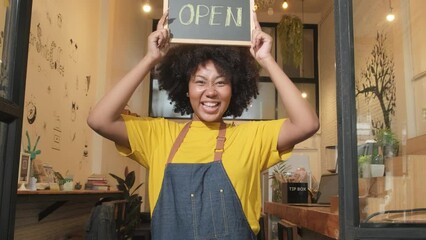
[146,11,170,64]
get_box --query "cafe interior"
[1,0,425,239]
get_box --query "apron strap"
[166,121,227,164]
[166,122,191,164]
[214,122,226,161]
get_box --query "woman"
[87,12,319,240]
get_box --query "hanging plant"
[277,15,303,68]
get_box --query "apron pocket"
[191,188,229,239]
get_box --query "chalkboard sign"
[164,0,254,46]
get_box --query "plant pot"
[383,144,398,158]
[370,164,385,177]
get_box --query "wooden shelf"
[17,190,122,221]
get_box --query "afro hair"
[155,44,260,118]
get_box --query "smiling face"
[188,61,232,122]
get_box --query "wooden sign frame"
[18,152,31,185]
[163,0,254,46]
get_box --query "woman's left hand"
[250,12,274,65]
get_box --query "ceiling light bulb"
[301,92,308,98]
[282,1,288,9]
[254,4,258,11]
[267,7,274,15]
[386,13,395,22]
[142,3,151,13]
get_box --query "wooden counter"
[15,190,122,240]
[264,201,339,239]
[17,189,122,221]
[17,189,122,202]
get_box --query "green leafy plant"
[54,171,70,185]
[269,161,291,202]
[375,128,399,158]
[110,167,143,240]
[277,15,304,68]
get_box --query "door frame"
[0,0,33,239]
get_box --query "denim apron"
[151,122,256,240]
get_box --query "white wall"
[22,0,151,210]
[24,0,102,184]
[318,2,337,174]
[409,0,426,136]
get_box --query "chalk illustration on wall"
[64,82,69,97]
[52,114,62,151]
[57,13,62,28]
[83,144,88,157]
[55,46,65,76]
[69,38,79,63]
[29,23,65,77]
[71,101,78,122]
[26,101,37,124]
[86,75,91,96]
[356,31,396,130]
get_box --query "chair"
[132,212,151,240]
[86,200,127,240]
[102,199,127,233]
[277,219,299,240]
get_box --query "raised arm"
[87,12,170,148]
[250,13,319,153]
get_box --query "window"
[336,0,426,238]
[149,21,319,120]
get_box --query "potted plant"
[54,171,74,190]
[277,15,304,68]
[358,155,371,178]
[375,128,399,158]
[270,161,291,202]
[109,167,143,240]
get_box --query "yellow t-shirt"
[117,116,292,234]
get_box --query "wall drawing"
[85,75,91,96]
[26,101,37,124]
[69,38,79,63]
[356,31,396,130]
[22,1,99,183]
[51,113,61,151]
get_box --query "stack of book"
[85,174,110,190]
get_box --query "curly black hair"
[155,44,259,118]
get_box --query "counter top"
[17,190,123,221]
[17,189,121,195]
[264,201,339,239]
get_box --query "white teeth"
[203,102,219,107]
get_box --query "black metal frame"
[148,20,319,121]
[334,0,426,239]
[0,0,32,239]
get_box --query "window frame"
[334,0,426,239]
[0,1,33,239]
[148,21,319,120]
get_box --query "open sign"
[164,0,254,46]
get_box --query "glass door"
[0,0,32,239]
[335,0,426,238]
